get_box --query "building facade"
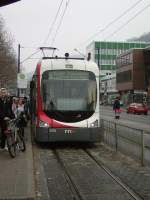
[100,73,118,104]
[116,48,150,106]
[86,41,150,77]
[144,47,150,94]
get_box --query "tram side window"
[30,79,36,118]
[41,80,55,110]
[33,77,37,117]
[87,81,96,111]
[41,81,46,109]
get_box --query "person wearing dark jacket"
[113,96,121,119]
[0,88,14,149]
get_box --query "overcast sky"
[1,0,150,73]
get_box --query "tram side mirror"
[87,52,91,61]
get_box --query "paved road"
[100,105,150,126]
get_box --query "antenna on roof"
[39,47,58,57]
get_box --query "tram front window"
[41,70,97,122]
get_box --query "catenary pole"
[17,44,20,97]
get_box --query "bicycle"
[4,116,26,158]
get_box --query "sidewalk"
[0,126,35,200]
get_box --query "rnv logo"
[65,130,72,134]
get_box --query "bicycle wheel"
[17,129,26,152]
[6,133,16,158]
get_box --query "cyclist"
[0,88,14,150]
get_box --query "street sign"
[17,73,27,89]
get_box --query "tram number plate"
[49,129,56,133]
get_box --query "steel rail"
[85,149,143,200]
[54,149,86,200]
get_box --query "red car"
[127,103,148,115]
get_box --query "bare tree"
[0,15,17,94]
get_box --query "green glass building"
[86,41,150,76]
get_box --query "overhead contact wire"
[105,2,150,40]
[51,0,71,46]
[20,49,41,64]
[42,0,64,45]
[78,0,144,47]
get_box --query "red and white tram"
[30,54,101,142]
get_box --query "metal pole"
[97,48,100,68]
[141,130,144,166]
[115,122,118,152]
[18,44,20,73]
[17,44,20,97]
[101,119,104,142]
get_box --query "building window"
[117,70,132,83]
[116,52,133,68]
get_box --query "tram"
[30,53,101,142]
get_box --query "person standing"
[14,98,24,117]
[113,96,121,119]
[13,98,27,136]
[0,88,14,149]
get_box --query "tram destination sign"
[45,70,89,80]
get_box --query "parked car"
[127,103,148,115]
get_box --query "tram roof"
[38,57,99,75]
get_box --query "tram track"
[84,148,143,200]
[51,145,140,200]
[54,148,86,200]
[34,142,150,200]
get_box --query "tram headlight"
[39,120,49,127]
[90,120,98,128]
